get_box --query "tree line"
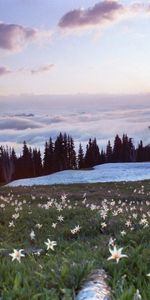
[0,132,150,183]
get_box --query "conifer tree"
[32,148,42,177]
[136,140,144,162]
[68,136,76,169]
[106,140,113,162]
[113,134,122,162]
[20,141,34,178]
[78,143,84,169]
[43,138,54,175]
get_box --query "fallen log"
[76,269,111,300]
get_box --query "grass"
[0,181,150,299]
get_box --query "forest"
[0,133,150,183]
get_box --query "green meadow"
[0,181,150,299]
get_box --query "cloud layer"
[0,95,149,153]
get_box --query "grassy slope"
[0,181,150,299]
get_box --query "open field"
[0,181,150,299]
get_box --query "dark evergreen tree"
[84,138,100,167]
[32,148,42,177]
[106,140,113,162]
[78,143,85,169]
[113,134,122,162]
[0,146,15,183]
[84,139,94,168]
[54,133,66,171]
[19,141,34,178]
[128,138,136,162]
[68,136,76,169]
[136,140,144,162]
[10,148,17,180]
[43,138,54,175]
[121,134,131,162]
[99,149,106,164]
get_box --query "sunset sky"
[0,0,150,150]
[1,0,150,95]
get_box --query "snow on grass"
[7,162,150,187]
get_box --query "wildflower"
[101,222,107,228]
[61,194,67,201]
[121,230,126,236]
[9,249,25,263]
[52,222,57,228]
[133,289,142,300]
[107,245,128,263]
[71,225,81,234]
[58,215,64,222]
[35,223,42,229]
[44,239,57,251]
[108,237,116,247]
[12,213,19,219]
[9,221,15,227]
[30,230,35,240]
[125,220,132,227]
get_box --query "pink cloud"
[0,22,51,53]
[58,1,149,33]
[58,1,125,30]
[0,66,11,76]
[31,64,55,75]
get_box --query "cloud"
[31,64,55,75]
[58,0,148,33]
[0,66,11,76]
[0,116,42,130]
[58,1,125,31]
[0,22,51,53]
[0,100,149,154]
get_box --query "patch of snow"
[7,162,150,187]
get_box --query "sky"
[0,0,150,151]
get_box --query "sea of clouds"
[0,94,149,154]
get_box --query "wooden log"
[76,269,111,300]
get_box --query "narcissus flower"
[9,249,25,263]
[30,230,35,240]
[44,239,57,251]
[107,245,128,263]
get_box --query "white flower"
[133,289,142,300]
[101,222,107,228]
[125,220,132,227]
[9,221,15,227]
[35,223,42,229]
[30,230,35,240]
[52,222,57,228]
[9,249,25,263]
[12,213,19,219]
[44,239,57,251]
[121,230,126,236]
[108,237,116,247]
[107,245,128,263]
[58,215,64,222]
[71,225,81,234]
[61,194,67,201]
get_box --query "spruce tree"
[113,135,122,162]
[106,140,113,162]
[78,143,84,169]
